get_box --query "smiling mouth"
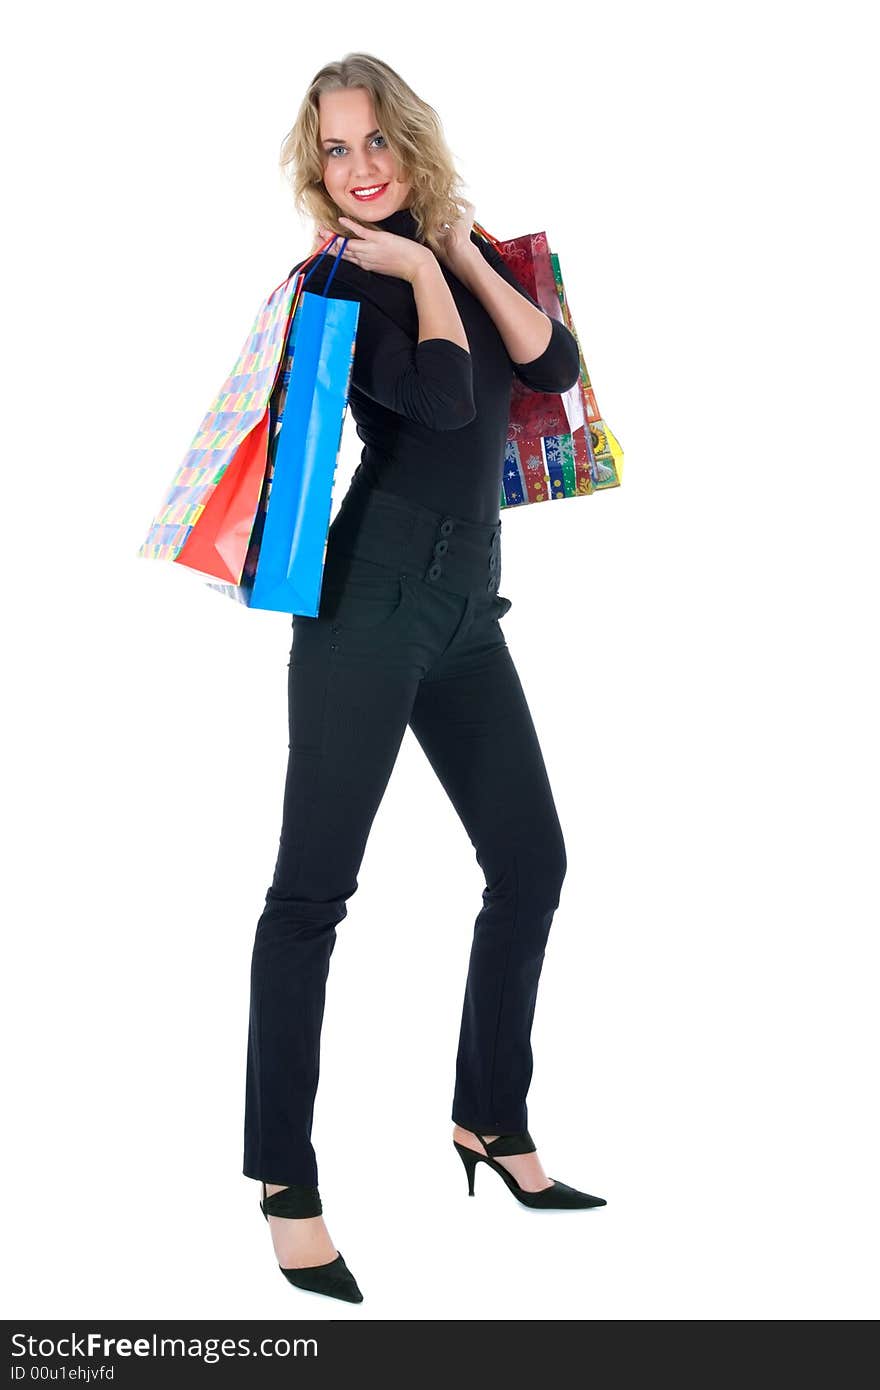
[350,183,389,200]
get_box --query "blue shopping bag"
[207,237,359,616]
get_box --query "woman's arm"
[331,214,471,354]
[450,235,581,394]
[288,254,475,430]
[410,255,470,352]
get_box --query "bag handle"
[287,234,351,317]
[472,219,504,252]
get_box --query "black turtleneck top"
[288,206,580,524]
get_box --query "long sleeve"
[470,234,581,394]
[289,256,476,430]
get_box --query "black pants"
[243,467,568,1187]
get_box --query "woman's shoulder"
[288,253,413,324]
[288,249,365,293]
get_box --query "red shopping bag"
[473,220,623,506]
[474,223,585,442]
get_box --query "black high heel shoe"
[453,1130,607,1209]
[260,1182,364,1303]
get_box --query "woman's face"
[318,87,412,222]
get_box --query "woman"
[244,52,607,1305]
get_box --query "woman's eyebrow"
[320,128,381,146]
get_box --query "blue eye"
[327,134,386,158]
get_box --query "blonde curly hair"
[280,52,470,260]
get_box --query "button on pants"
[243,469,568,1186]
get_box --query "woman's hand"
[433,200,479,275]
[310,224,342,259]
[314,216,433,284]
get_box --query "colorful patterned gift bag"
[137,239,356,614]
[138,276,295,581]
[473,220,624,508]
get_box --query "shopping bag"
[137,274,296,579]
[218,254,359,615]
[137,238,355,615]
[473,220,624,508]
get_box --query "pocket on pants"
[317,552,410,632]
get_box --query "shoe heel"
[453,1130,608,1211]
[454,1141,480,1196]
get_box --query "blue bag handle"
[296,235,350,295]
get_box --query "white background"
[3,0,878,1322]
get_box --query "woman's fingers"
[314,226,346,258]
[337,216,368,237]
